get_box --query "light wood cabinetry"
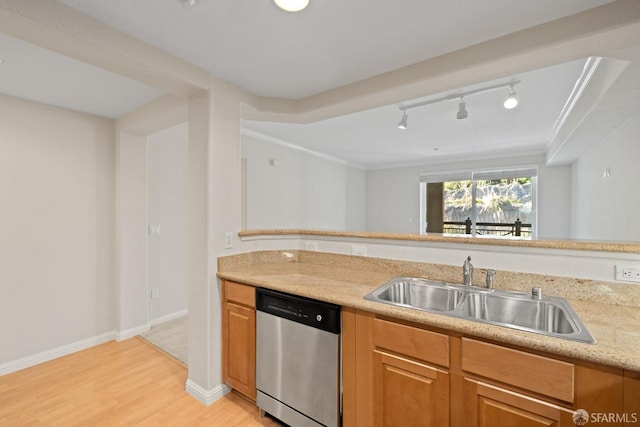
[371,318,449,427]
[345,309,627,427]
[222,280,256,400]
[461,338,575,403]
[461,338,576,426]
[624,370,640,419]
[463,378,573,427]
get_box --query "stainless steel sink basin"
[462,292,577,334]
[365,277,464,312]
[364,277,596,344]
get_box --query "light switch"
[224,232,233,249]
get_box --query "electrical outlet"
[351,245,367,256]
[151,288,160,299]
[615,265,640,283]
[224,232,233,249]
[305,241,318,251]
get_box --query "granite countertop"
[217,251,640,372]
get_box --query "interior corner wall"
[147,123,188,321]
[0,94,115,366]
[571,111,640,241]
[241,134,366,231]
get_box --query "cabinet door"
[464,378,574,427]
[373,350,448,427]
[223,301,256,400]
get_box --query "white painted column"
[186,84,245,404]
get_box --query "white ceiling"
[55,0,615,99]
[0,33,163,119]
[242,59,590,169]
[2,0,637,168]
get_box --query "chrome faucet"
[463,256,473,286]
[485,269,496,289]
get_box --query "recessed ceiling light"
[274,0,310,12]
[181,0,198,7]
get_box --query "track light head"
[504,86,518,109]
[397,111,408,130]
[456,98,468,120]
[395,79,520,127]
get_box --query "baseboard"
[0,331,116,377]
[149,308,188,327]
[116,324,150,341]
[116,308,188,342]
[185,379,231,406]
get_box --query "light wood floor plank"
[0,337,281,426]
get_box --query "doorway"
[142,122,189,364]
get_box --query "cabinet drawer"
[462,338,574,402]
[373,318,449,367]
[224,281,256,308]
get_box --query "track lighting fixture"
[396,79,520,129]
[274,0,310,12]
[456,98,468,120]
[503,85,518,109]
[397,111,408,130]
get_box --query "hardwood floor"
[0,337,282,426]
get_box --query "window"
[419,167,537,238]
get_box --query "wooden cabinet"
[345,309,627,427]
[624,370,640,419]
[370,318,450,427]
[461,338,575,403]
[373,350,449,427]
[461,338,576,426]
[463,378,574,427]
[222,280,256,400]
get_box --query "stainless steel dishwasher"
[256,288,341,427]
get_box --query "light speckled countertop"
[218,250,640,372]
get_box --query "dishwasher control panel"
[256,288,341,334]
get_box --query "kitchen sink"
[462,292,578,334]
[366,277,464,312]
[364,277,596,344]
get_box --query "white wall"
[241,133,366,231]
[0,94,115,366]
[366,155,572,239]
[537,164,572,239]
[571,111,640,242]
[147,123,188,321]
